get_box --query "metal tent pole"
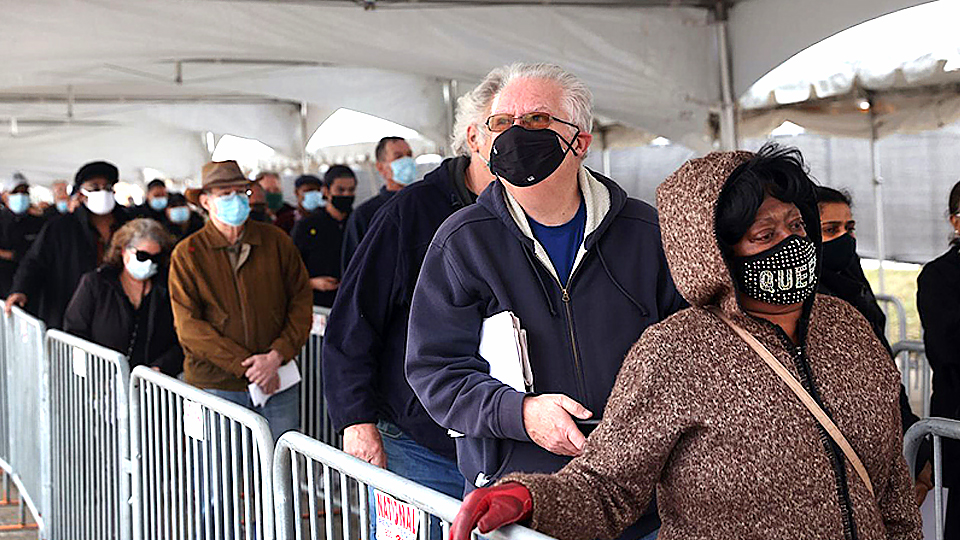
[600,127,611,177]
[716,1,738,151]
[869,97,886,294]
[442,79,458,156]
[300,102,310,173]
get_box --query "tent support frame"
[869,93,887,294]
[715,1,738,151]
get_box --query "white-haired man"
[321,72,500,539]
[405,63,685,540]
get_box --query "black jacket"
[11,205,129,329]
[323,157,474,460]
[132,204,168,225]
[819,256,922,435]
[164,211,205,242]
[405,169,684,509]
[291,209,346,307]
[63,266,183,375]
[341,187,397,273]
[0,208,45,298]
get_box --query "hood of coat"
[656,150,822,315]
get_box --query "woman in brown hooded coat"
[449,146,921,540]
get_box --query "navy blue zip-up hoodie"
[322,156,476,460]
[405,169,684,531]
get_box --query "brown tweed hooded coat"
[504,151,921,540]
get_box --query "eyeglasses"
[129,249,162,263]
[484,112,579,133]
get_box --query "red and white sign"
[374,490,419,540]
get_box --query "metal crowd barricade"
[129,365,276,540]
[904,418,960,540]
[875,294,908,345]
[892,340,932,417]
[46,329,131,540]
[0,306,49,534]
[274,431,555,540]
[298,306,339,448]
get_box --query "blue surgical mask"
[390,157,418,186]
[7,193,30,215]
[301,191,324,212]
[214,193,250,227]
[168,206,190,224]
[56,200,69,214]
[149,196,168,211]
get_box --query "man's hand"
[4,293,27,315]
[309,276,340,292]
[450,482,533,540]
[915,461,934,506]
[522,394,592,457]
[343,423,387,468]
[242,350,283,391]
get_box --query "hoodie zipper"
[560,285,589,403]
[773,329,858,540]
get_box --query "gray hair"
[105,218,174,267]
[451,63,594,156]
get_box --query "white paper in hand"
[479,311,527,392]
[248,362,301,407]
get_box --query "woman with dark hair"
[163,192,205,241]
[449,145,921,540]
[917,180,960,538]
[63,218,183,375]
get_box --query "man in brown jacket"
[170,160,312,440]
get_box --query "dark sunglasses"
[132,250,163,263]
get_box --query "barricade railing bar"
[892,340,932,417]
[876,294,908,345]
[904,417,960,540]
[46,329,131,540]
[1,306,50,535]
[274,431,556,540]
[298,307,339,448]
[130,365,276,540]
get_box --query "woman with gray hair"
[64,218,183,375]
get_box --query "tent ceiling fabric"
[0,0,930,183]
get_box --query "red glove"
[449,482,533,540]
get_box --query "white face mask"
[124,249,158,281]
[81,189,116,215]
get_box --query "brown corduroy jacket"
[169,220,312,391]
[505,152,921,540]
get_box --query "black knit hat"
[73,161,119,194]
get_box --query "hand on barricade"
[344,423,387,468]
[4,293,26,315]
[522,394,592,456]
[242,350,283,391]
[449,482,533,540]
[915,461,934,506]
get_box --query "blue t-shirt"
[527,199,587,287]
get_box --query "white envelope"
[248,361,301,407]
[479,311,533,392]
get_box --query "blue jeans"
[369,421,463,540]
[206,384,300,442]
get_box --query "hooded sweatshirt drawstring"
[597,244,649,317]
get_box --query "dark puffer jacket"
[505,151,921,540]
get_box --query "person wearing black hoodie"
[405,63,684,540]
[322,78,498,540]
[63,218,183,375]
[5,161,129,329]
[917,179,960,538]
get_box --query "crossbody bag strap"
[708,306,875,497]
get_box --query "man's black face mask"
[488,124,579,188]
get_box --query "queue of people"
[0,60,956,540]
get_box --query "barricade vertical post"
[904,418,960,540]
[875,294,907,345]
[891,340,932,417]
[274,432,556,540]
[46,329,130,540]
[298,307,339,448]
[130,365,276,540]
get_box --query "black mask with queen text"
[488,125,578,187]
[733,234,818,305]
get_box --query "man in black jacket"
[340,136,414,271]
[0,173,45,298]
[5,161,129,329]
[322,78,498,522]
[405,63,685,540]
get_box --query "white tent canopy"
[0,0,929,185]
